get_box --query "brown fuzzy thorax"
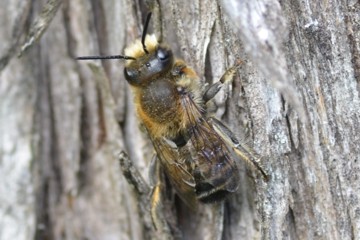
[131,60,203,139]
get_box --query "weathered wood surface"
[0,0,359,239]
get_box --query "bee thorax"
[140,79,179,123]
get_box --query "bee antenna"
[76,55,136,61]
[141,12,152,54]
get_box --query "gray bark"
[0,0,359,239]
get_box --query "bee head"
[123,35,174,86]
[76,12,174,86]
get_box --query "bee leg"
[203,81,223,103]
[119,152,174,238]
[203,61,242,103]
[149,155,175,234]
[148,154,165,230]
[208,117,269,181]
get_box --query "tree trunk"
[0,0,359,239]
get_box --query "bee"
[77,12,267,226]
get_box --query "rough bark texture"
[0,0,359,240]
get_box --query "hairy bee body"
[125,36,201,137]
[132,61,200,139]
[124,35,242,205]
[77,16,267,212]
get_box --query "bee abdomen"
[193,149,240,203]
[195,182,234,203]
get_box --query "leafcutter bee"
[77,12,267,225]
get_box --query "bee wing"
[151,137,198,208]
[189,119,243,200]
[208,117,269,181]
[180,95,241,202]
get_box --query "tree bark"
[0,0,359,240]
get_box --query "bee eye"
[124,67,139,82]
[157,48,169,61]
